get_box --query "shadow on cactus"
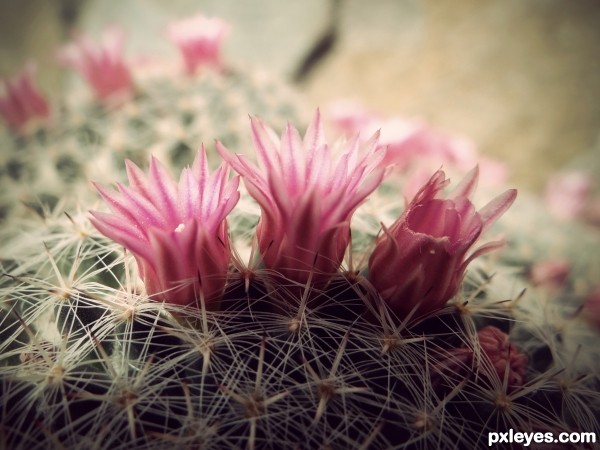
[2,109,598,450]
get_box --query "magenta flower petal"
[368,168,516,321]
[219,110,387,286]
[90,148,239,307]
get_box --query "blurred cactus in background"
[1,12,599,450]
[0,18,305,225]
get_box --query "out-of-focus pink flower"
[328,103,510,187]
[167,15,230,75]
[583,286,600,331]
[368,167,517,321]
[376,120,509,186]
[445,326,528,390]
[544,171,591,220]
[59,27,134,101]
[382,120,473,171]
[326,99,381,135]
[528,258,570,290]
[218,110,387,285]
[0,63,49,131]
[90,148,240,307]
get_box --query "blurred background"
[1,0,599,191]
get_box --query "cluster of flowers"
[0,14,230,131]
[0,12,533,388]
[90,110,517,323]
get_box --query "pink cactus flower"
[218,110,387,285]
[368,167,517,321]
[544,171,591,220]
[90,148,240,307]
[59,27,134,101]
[0,63,49,131]
[167,15,230,75]
[444,326,528,390]
[327,104,509,186]
[583,286,600,331]
[528,258,570,290]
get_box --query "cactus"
[2,15,599,450]
[2,199,598,449]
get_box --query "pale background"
[1,0,599,191]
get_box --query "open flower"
[218,110,387,285]
[90,148,240,307]
[0,63,49,131]
[59,27,134,101]
[167,15,230,74]
[368,167,516,320]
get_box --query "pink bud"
[438,327,528,390]
[218,110,387,286]
[477,326,528,388]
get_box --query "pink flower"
[59,27,134,101]
[327,104,509,187]
[167,15,230,74]
[527,259,570,290]
[218,110,387,285]
[0,63,49,131]
[368,167,517,320]
[544,171,591,220]
[90,148,240,307]
[326,99,381,135]
[583,286,600,331]
[444,326,528,389]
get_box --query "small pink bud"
[477,326,528,388]
[443,326,528,390]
